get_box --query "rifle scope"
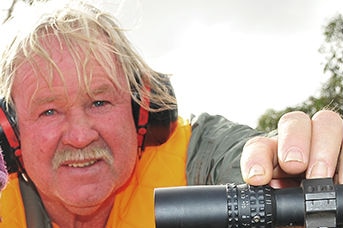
[154,178,343,228]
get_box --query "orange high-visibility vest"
[0,118,191,228]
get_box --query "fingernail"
[248,164,265,179]
[284,147,304,163]
[308,161,329,178]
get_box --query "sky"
[2,0,343,127]
[119,0,343,127]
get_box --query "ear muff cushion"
[0,99,21,173]
[145,98,178,146]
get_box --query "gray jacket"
[187,113,264,185]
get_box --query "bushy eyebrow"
[25,94,62,115]
[90,84,112,96]
[88,82,127,99]
[32,95,61,106]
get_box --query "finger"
[240,136,277,185]
[269,178,302,189]
[337,146,343,183]
[334,146,343,184]
[306,110,343,179]
[277,111,311,174]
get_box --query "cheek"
[102,110,138,173]
[101,104,137,146]
[19,122,61,174]
[111,120,137,153]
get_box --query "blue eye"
[93,100,107,107]
[42,109,56,116]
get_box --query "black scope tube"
[154,185,228,227]
[154,178,343,228]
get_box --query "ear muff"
[0,99,23,174]
[132,74,178,151]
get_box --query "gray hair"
[0,0,176,112]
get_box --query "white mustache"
[52,146,113,170]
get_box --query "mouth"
[63,159,99,168]
[52,147,114,170]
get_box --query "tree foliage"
[257,14,343,132]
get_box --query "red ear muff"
[0,99,23,174]
[136,86,150,154]
[0,108,20,154]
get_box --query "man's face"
[11,39,138,211]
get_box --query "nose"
[62,110,99,148]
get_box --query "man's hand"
[241,110,343,188]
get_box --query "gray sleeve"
[186,113,264,185]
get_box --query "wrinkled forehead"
[14,32,126,94]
